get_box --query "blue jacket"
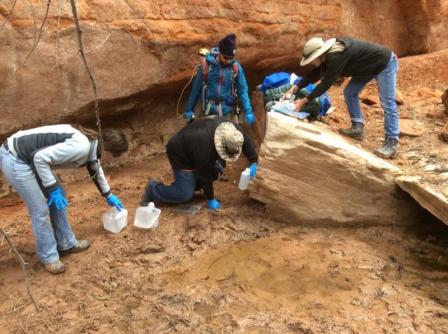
[185,49,252,116]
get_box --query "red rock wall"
[0,0,447,137]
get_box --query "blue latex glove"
[207,198,221,210]
[47,187,68,211]
[106,194,124,211]
[245,112,256,126]
[184,111,194,123]
[249,162,258,179]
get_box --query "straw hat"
[300,37,336,66]
[214,122,244,162]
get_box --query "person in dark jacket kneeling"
[140,116,258,210]
[0,124,128,274]
[291,36,399,158]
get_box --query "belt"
[2,140,16,157]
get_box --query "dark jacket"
[299,37,392,100]
[166,116,258,200]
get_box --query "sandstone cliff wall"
[0,0,447,137]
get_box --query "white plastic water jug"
[102,208,128,233]
[238,168,251,190]
[133,202,161,229]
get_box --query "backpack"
[259,72,291,93]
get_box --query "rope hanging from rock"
[69,0,102,142]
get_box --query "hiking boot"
[140,181,152,206]
[338,122,364,141]
[374,137,398,159]
[59,240,91,257]
[44,260,66,274]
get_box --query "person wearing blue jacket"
[184,33,256,126]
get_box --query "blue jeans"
[0,146,77,264]
[146,169,197,204]
[343,54,399,139]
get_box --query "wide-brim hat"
[300,37,336,66]
[214,122,244,162]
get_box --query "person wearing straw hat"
[288,36,399,159]
[140,116,258,210]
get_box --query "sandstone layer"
[397,176,448,225]
[1,0,448,138]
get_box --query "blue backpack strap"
[231,62,240,120]
[200,58,209,114]
[232,62,239,79]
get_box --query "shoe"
[374,137,398,159]
[59,240,91,257]
[338,122,364,141]
[44,260,66,274]
[140,180,153,206]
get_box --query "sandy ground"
[0,155,448,333]
[1,52,448,333]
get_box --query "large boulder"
[396,176,448,225]
[1,0,448,138]
[249,112,417,226]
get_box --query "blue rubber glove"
[184,111,194,123]
[207,198,221,210]
[47,187,68,211]
[245,112,256,126]
[106,194,124,211]
[249,162,258,179]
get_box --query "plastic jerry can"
[238,168,251,190]
[103,207,128,233]
[134,202,161,229]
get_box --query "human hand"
[281,92,293,102]
[48,187,69,211]
[245,112,256,126]
[184,111,195,123]
[294,98,308,112]
[207,198,221,210]
[249,162,258,179]
[106,194,124,211]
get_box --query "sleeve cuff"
[44,182,59,196]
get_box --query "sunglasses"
[221,54,234,61]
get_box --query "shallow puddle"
[162,234,365,313]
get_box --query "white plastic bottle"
[102,207,128,233]
[134,202,161,229]
[238,168,251,190]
